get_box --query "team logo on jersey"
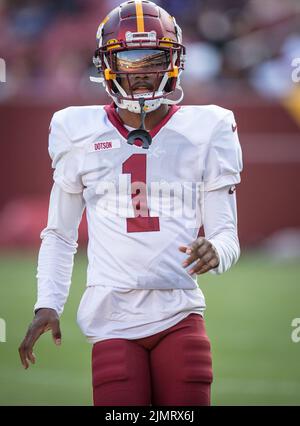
[89,139,121,152]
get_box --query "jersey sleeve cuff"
[204,173,241,192]
[33,301,62,316]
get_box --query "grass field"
[0,250,300,406]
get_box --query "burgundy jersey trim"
[104,103,181,143]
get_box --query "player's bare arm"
[19,308,61,369]
[179,238,220,275]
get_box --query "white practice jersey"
[48,103,242,291]
[35,103,242,342]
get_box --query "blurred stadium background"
[0,0,300,406]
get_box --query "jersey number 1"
[122,154,160,233]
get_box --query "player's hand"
[18,308,61,369]
[179,237,220,275]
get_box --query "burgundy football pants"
[92,313,213,406]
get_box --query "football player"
[19,0,243,406]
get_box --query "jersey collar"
[104,103,181,143]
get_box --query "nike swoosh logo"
[232,124,237,133]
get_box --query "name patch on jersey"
[89,139,120,152]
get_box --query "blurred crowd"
[0,0,299,103]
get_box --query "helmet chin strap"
[126,98,152,149]
[112,75,163,113]
[114,95,163,113]
[112,84,184,114]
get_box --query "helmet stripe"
[135,0,145,33]
[101,15,109,26]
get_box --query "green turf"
[0,251,299,405]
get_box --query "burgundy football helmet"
[92,0,186,113]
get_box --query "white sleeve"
[202,185,240,275]
[203,111,243,192]
[49,111,84,194]
[34,182,85,316]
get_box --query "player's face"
[114,49,169,96]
